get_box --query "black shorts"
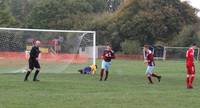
[29,59,40,70]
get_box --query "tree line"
[0,0,199,54]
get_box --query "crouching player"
[99,44,115,81]
[144,45,161,84]
[186,44,196,89]
[24,40,41,82]
[78,64,97,75]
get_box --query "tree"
[121,40,140,54]
[90,0,198,51]
[9,0,32,27]
[26,0,106,29]
[0,0,15,27]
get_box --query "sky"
[181,0,200,17]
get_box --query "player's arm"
[144,56,148,63]
[37,53,42,61]
[144,53,149,63]
[30,47,36,58]
[111,50,115,59]
[144,60,149,64]
[101,51,106,59]
[92,67,96,74]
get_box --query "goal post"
[0,27,96,73]
[143,46,165,60]
[143,46,199,61]
[163,47,200,61]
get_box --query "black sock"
[148,77,153,83]
[100,69,104,80]
[104,71,109,81]
[24,71,31,81]
[33,70,39,81]
[78,70,83,74]
[152,73,159,78]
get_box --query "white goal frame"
[0,27,96,64]
[163,47,200,61]
[143,46,200,61]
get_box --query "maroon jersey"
[145,50,155,66]
[102,49,115,62]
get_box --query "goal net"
[0,28,96,73]
[143,46,200,61]
[163,47,199,61]
[143,46,165,60]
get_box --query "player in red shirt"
[186,43,196,89]
[99,44,115,81]
[144,45,161,84]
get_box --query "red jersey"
[145,50,155,66]
[186,48,194,66]
[102,49,115,62]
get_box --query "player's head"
[35,40,41,47]
[144,45,150,51]
[106,43,112,51]
[191,43,197,48]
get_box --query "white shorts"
[101,60,111,71]
[146,66,154,75]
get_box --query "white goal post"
[0,27,96,73]
[143,46,200,61]
[0,27,96,65]
[163,47,200,61]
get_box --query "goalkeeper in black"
[24,40,41,82]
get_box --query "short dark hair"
[32,40,36,45]
[144,45,150,49]
[106,42,111,46]
[192,43,196,46]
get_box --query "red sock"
[186,76,190,87]
[190,75,195,87]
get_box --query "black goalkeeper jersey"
[29,46,40,59]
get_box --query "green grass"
[0,60,200,108]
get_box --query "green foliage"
[170,22,200,47]
[93,0,198,49]
[0,0,199,52]
[171,25,194,46]
[0,0,16,27]
[121,40,140,54]
[9,0,32,27]
[26,0,106,29]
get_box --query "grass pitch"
[0,60,200,108]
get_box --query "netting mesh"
[0,29,95,73]
[164,47,199,60]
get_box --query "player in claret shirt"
[144,45,161,84]
[99,44,115,81]
[186,43,197,89]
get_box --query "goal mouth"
[0,27,96,73]
[142,46,200,61]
